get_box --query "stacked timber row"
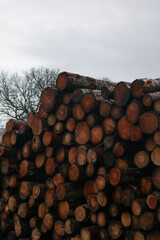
[0,72,160,240]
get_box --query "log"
[103,117,116,135]
[153,98,160,114]
[151,146,160,166]
[38,104,48,119]
[131,198,147,216]
[114,81,131,106]
[152,167,160,190]
[126,100,142,124]
[56,72,112,91]
[40,87,56,112]
[6,119,24,132]
[47,113,56,127]
[134,150,149,168]
[81,92,96,113]
[139,112,159,134]
[139,211,154,231]
[131,78,160,98]
[72,104,85,120]
[143,91,160,107]
[90,126,104,145]
[99,101,112,117]
[108,221,123,239]
[75,122,90,145]
[111,105,123,120]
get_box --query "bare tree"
[0,67,59,124]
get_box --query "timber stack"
[0,72,160,240]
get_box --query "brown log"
[54,220,65,237]
[75,122,90,145]
[118,116,133,140]
[126,100,142,124]
[31,228,41,240]
[83,180,98,198]
[111,105,123,120]
[1,158,18,175]
[68,164,86,182]
[64,218,80,235]
[130,125,142,142]
[99,101,112,117]
[72,104,85,120]
[19,181,34,200]
[97,212,108,228]
[109,168,139,186]
[9,130,23,146]
[90,126,104,144]
[68,147,77,164]
[114,81,131,106]
[0,144,16,157]
[17,202,32,219]
[29,217,41,229]
[22,141,32,158]
[1,132,11,147]
[145,137,156,152]
[35,152,46,168]
[45,157,57,176]
[8,196,18,213]
[38,104,48,119]
[153,98,160,114]
[77,145,87,166]
[101,85,115,99]
[96,175,107,191]
[140,177,152,195]
[32,184,46,200]
[121,211,131,228]
[54,121,64,134]
[55,147,66,164]
[19,160,41,180]
[131,78,160,98]
[37,202,49,219]
[103,117,116,135]
[13,214,30,237]
[56,104,68,121]
[6,119,24,132]
[45,146,54,158]
[47,113,56,127]
[139,211,154,231]
[152,167,160,190]
[63,92,72,104]
[43,213,53,230]
[147,191,160,210]
[40,87,56,112]
[62,132,75,146]
[27,111,36,128]
[32,117,47,135]
[56,72,112,91]
[87,194,99,212]
[108,220,123,239]
[113,141,125,157]
[66,117,76,132]
[53,173,64,187]
[75,204,89,222]
[139,112,159,134]
[43,131,62,147]
[112,186,122,204]
[153,131,160,145]
[59,162,69,179]
[134,150,149,168]
[143,91,160,107]
[131,199,147,216]
[86,148,98,164]
[58,200,77,220]
[80,226,100,240]
[86,113,98,128]
[133,232,145,240]
[86,163,94,177]
[151,146,160,166]
[115,158,128,169]
[81,92,96,113]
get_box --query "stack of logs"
[1,72,160,240]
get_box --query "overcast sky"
[0,0,160,82]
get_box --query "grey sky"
[0,0,160,82]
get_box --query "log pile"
[0,72,160,240]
